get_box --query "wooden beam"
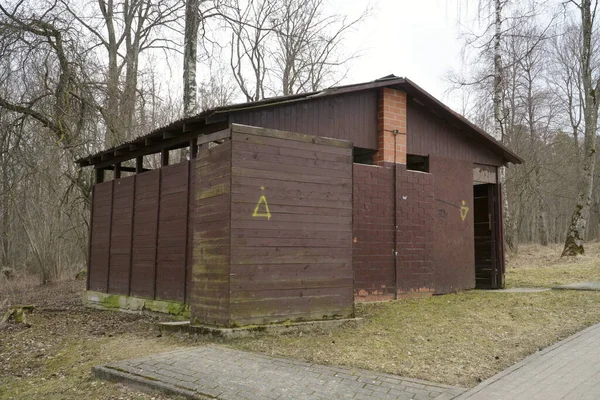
[190,138,198,159]
[136,156,143,173]
[103,165,149,173]
[196,128,231,146]
[163,131,179,139]
[93,122,229,169]
[114,163,121,179]
[183,121,206,133]
[161,148,169,167]
[95,168,105,184]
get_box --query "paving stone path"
[456,322,600,399]
[94,345,465,400]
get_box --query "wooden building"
[77,75,522,326]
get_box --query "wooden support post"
[114,163,121,179]
[95,168,105,184]
[161,149,169,167]
[190,138,198,159]
[136,156,143,174]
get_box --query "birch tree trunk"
[562,0,598,256]
[183,0,199,117]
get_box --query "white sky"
[339,0,472,109]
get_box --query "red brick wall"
[353,165,395,301]
[374,88,407,165]
[396,167,435,297]
[353,163,435,302]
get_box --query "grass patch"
[228,290,600,388]
[227,243,600,388]
[4,244,600,396]
[506,242,600,288]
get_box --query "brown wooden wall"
[88,162,192,303]
[88,181,113,292]
[229,91,378,150]
[190,141,232,326]
[407,100,504,166]
[228,124,354,326]
[430,155,475,293]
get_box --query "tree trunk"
[562,0,598,257]
[183,0,199,117]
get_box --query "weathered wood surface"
[230,90,378,150]
[130,170,160,299]
[89,181,113,292]
[408,100,504,166]
[228,124,354,326]
[430,155,475,293]
[108,176,135,295]
[190,140,232,326]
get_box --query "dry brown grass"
[506,242,600,288]
[0,279,203,400]
[4,243,600,397]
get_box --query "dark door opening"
[473,184,503,289]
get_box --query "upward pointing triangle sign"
[253,188,271,220]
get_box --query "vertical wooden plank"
[108,177,135,295]
[161,149,169,167]
[95,168,104,184]
[86,185,96,291]
[190,139,198,159]
[130,170,160,298]
[183,160,191,303]
[127,175,137,296]
[105,180,115,291]
[114,163,121,179]
[153,168,162,299]
[136,156,143,173]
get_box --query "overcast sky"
[337,0,476,109]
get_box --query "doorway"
[473,183,504,289]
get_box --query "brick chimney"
[373,88,407,165]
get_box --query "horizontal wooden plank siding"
[89,181,113,292]
[229,91,378,150]
[407,100,504,166]
[190,138,232,326]
[156,162,188,302]
[108,176,135,295]
[229,124,354,326]
[130,170,160,299]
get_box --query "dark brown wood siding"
[89,181,113,292]
[430,155,475,293]
[228,124,354,326]
[190,140,232,326]
[130,170,160,299]
[108,176,135,295]
[156,162,189,302]
[88,165,191,302]
[229,91,378,150]
[407,100,504,166]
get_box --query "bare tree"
[561,0,600,256]
[227,0,367,100]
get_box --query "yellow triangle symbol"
[460,200,469,221]
[253,195,271,220]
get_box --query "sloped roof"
[77,75,522,166]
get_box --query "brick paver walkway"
[94,345,465,400]
[456,322,600,399]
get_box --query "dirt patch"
[0,279,207,400]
